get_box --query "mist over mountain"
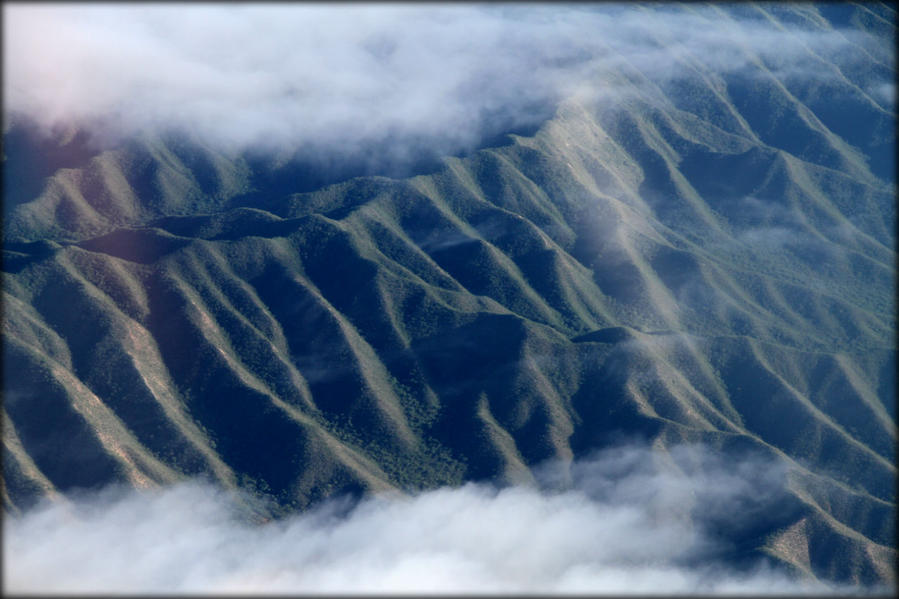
[2,2,896,594]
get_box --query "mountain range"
[2,1,896,590]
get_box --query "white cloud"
[3,3,889,166]
[3,441,877,595]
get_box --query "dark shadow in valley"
[2,116,99,212]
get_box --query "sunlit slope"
[2,1,895,587]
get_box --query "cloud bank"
[3,3,891,166]
[3,441,873,595]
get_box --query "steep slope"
[2,2,895,588]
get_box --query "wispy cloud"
[3,441,874,594]
[3,3,889,166]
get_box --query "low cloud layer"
[3,3,892,167]
[3,441,875,594]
